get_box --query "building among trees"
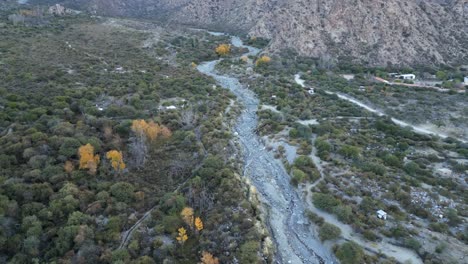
[377,210,387,220]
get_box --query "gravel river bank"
[198,36,336,264]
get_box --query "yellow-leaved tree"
[181,207,194,229]
[131,119,171,142]
[130,119,172,169]
[176,227,188,244]
[200,251,219,264]
[255,55,271,66]
[78,144,100,175]
[106,150,126,173]
[215,44,230,56]
[195,217,203,232]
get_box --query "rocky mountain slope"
[30,0,468,66]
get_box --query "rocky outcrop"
[250,0,468,66]
[39,0,468,66]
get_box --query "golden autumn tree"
[130,119,172,169]
[255,55,271,66]
[191,62,198,68]
[145,121,160,142]
[78,144,100,175]
[215,44,230,56]
[200,251,219,264]
[131,119,171,142]
[176,227,188,244]
[181,207,194,229]
[106,150,126,173]
[131,119,150,139]
[195,217,203,232]
[64,160,74,174]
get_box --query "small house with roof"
[377,210,387,220]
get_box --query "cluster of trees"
[236,48,467,261]
[175,207,206,248]
[0,12,267,263]
[78,143,101,175]
[130,119,171,169]
[220,25,467,262]
[76,143,126,175]
[290,156,320,185]
[312,193,354,225]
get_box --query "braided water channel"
[197,35,336,264]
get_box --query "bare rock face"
[250,0,468,66]
[44,0,468,66]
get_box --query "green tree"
[383,154,401,167]
[319,223,341,241]
[335,241,365,264]
[110,182,135,203]
[333,205,353,224]
[339,145,361,159]
[23,236,40,256]
[315,139,331,159]
[292,168,307,185]
[112,249,131,263]
[436,71,447,80]
[313,193,340,212]
[446,208,461,226]
[294,156,314,167]
[239,240,260,263]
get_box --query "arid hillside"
[30,0,468,66]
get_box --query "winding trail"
[308,135,325,189]
[303,138,423,264]
[198,37,336,264]
[295,74,467,143]
[296,75,424,264]
[118,158,207,249]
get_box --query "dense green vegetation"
[0,8,268,263]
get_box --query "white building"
[464,76,468,85]
[377,210,387,220]
[396,74,416,80]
